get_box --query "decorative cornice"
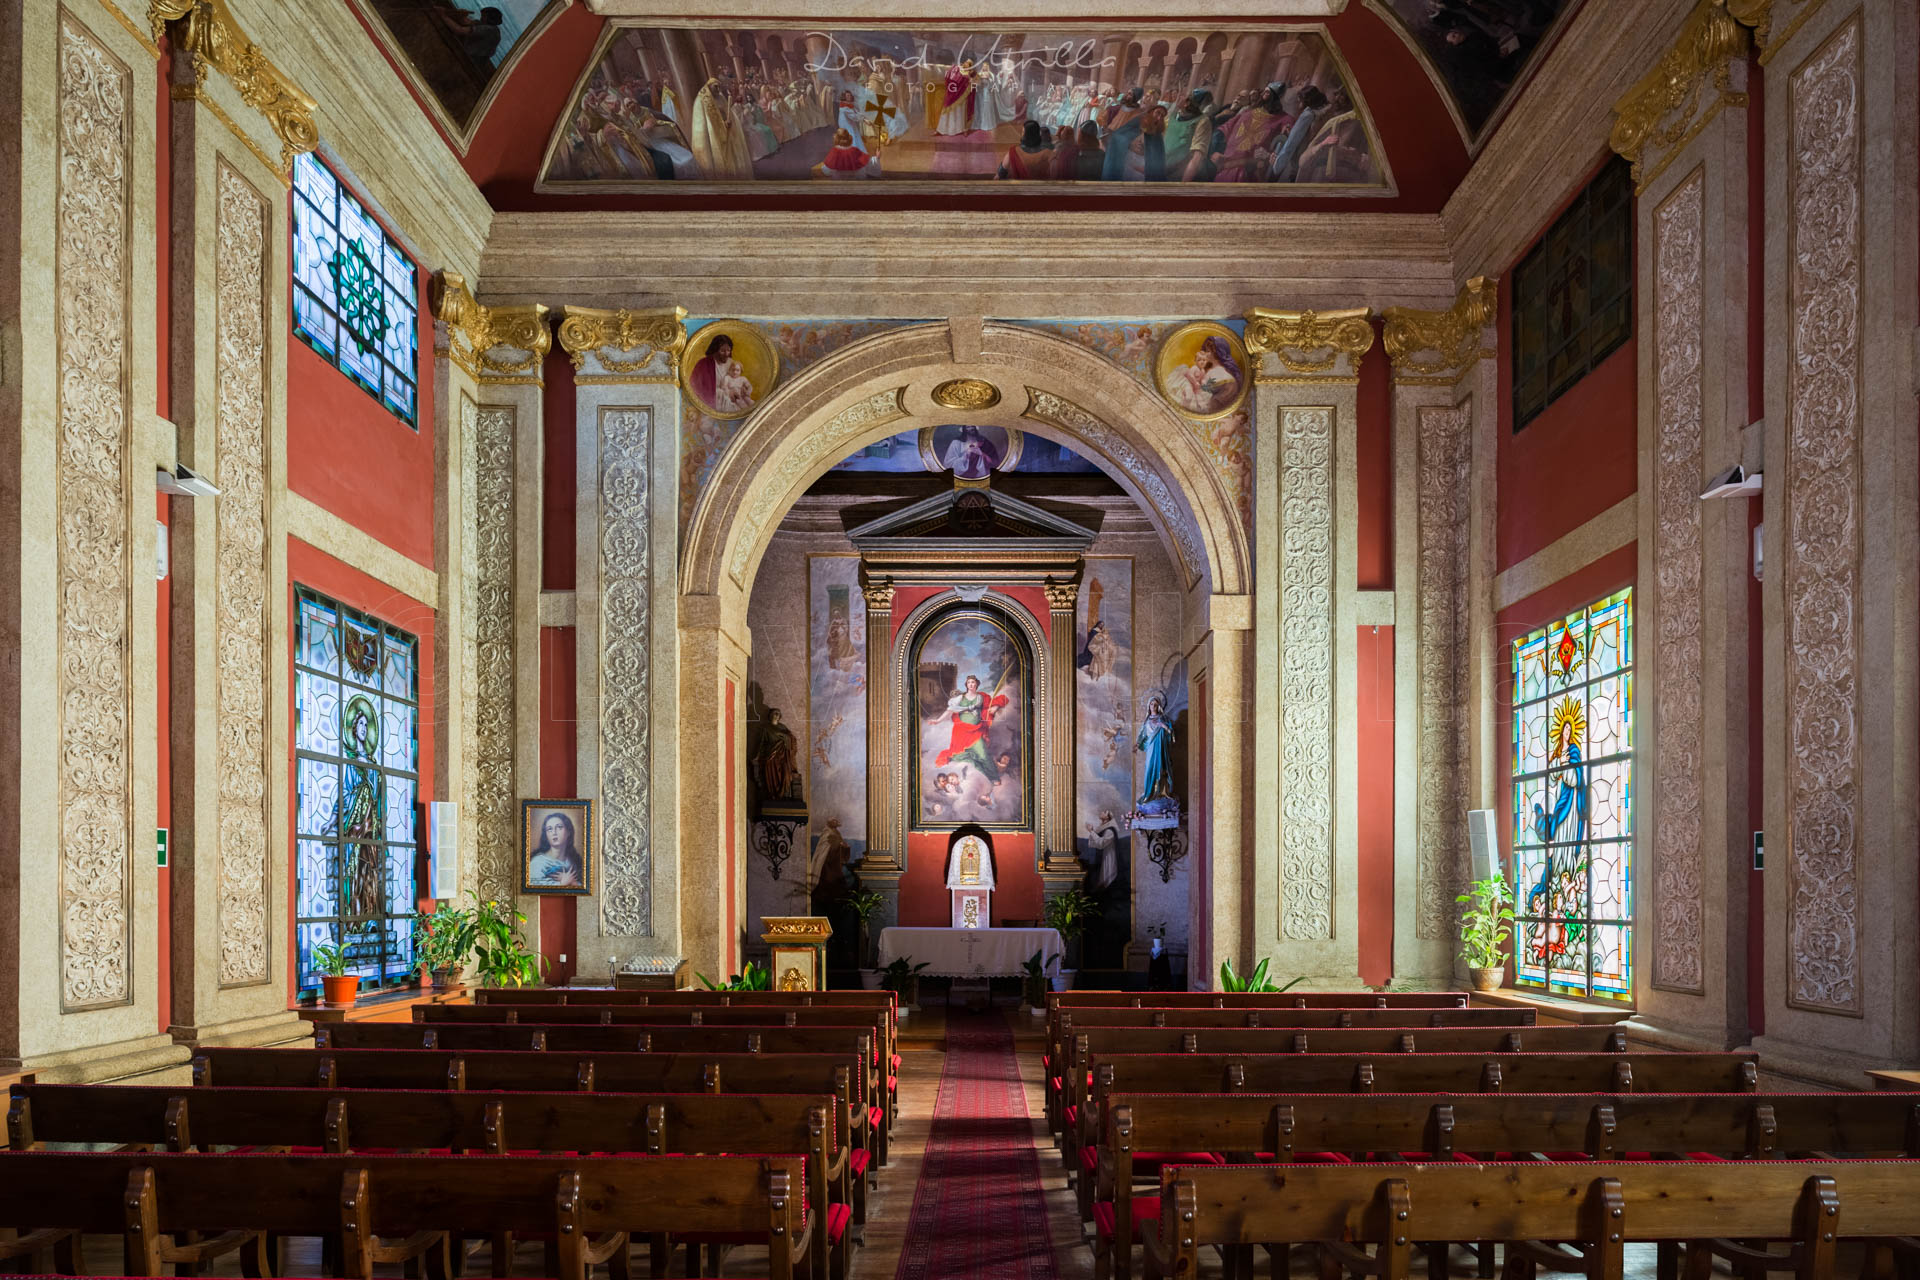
[1381,277,1498,381]
[1725,0,1832,65]
[859,578,895,610]
[1042,577,1079,612]
[557,304,687,375]
[1243,306,1375,376]
[150,0,317,176]
[430,271,552,383]
[1609,0,1751,192]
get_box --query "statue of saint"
[1135,695,1176,807]
[753,708,802,803]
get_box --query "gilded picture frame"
[679,319,780,420]
[1153,321,1251,422]
[521,798,595,896]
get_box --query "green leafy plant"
[695,961,773,992]
[847,888,886,966]
[468,892,549,988]
[1455,876,1516,969]
[1218,957,1306,993]
[1020,949,1058,1006]
[312,939,354,978]
[1043,889,1098,941]
[412,901,475,974]
[877,956,929,995]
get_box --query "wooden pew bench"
[1047,1025,1629,1135]
[9,1082,855,1278]
[0,1148,816,1280]
[1048,991,1471,1012]
[1136,1158,1920,1280]
[1067,1053,1762,1176]
[190,1046,888,1171]
[1090,1091,1920,1280]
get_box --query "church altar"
[876,926,1064,978]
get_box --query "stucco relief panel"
[56,12,135,1011]
[1650,170,1707,995]
[600,407,654,937]
[1414,402,1471,942]
[1783,18,1863,1015]
[214,160,272,988]
[471,405,519,904]
[1278,406,1334,941]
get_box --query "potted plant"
[1043,888,1097,989]
[847,888,886,989]
[1218,957,1305,993]
[695,961,773,991]
[1020,949,1056,1014]
[312,932,362,1007]
[878,956,929,1014]
[413,901,475,988]
[468,892,549,989]
[1455,875,1516,993]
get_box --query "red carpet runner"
[894,1012,1063,1279]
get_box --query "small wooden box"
[613,961,690,991]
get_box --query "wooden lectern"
[760,917,832,990]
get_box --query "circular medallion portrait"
[1154,322,1251,421]
[679,320,780,421]
[917,424,1025,479]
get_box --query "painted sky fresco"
[542,25,1386,189]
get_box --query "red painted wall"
[1492,543,1637,922]
[1356,625,1395,986]
[284,538,438,1004]
[898,832,1042,927]
[284,163,437,570]
[539,626,578,986]
[889,585,1052,642]
[1190,676,1210,988]
[1356,320,1393,591]
[725,678,738,972]
[542,350,576,591]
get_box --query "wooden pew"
[1137,1158,1920,1280]
[1066,1052,1762,1174]
[190,1046,887,1168]
[1091,1091,1920,1280]
[9,1083,854,1278]
[1049,991,1472,1010]
[0,1148,813,1280]
[1047,1007,1537,1132]
[318,1019,874,1062]
[1047,1025,1630,1134]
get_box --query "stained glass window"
[1510,587,1634,1002]
[1511,154,1633,430]
[294,587,421,997]
[291,151,419,427]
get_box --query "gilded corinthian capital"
[1609,0,1750,190]
[430,272,552,381]
[1242,307,1374,376]
[151,0,317,173]
[557,305,688,377]
[1380,277,1497,382]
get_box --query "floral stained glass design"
[294,587,420,996]
[1511,588,1634,1002]
[291,151,418,427]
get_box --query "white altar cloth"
[876,926,1064,977]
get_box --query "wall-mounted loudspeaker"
[427,801,459,899]
[1467,809,1498,881]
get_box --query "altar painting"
[913,613,1030,830]
[538,24,1389,191]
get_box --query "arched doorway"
[677,321,1252,981]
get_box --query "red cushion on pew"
[890,1054,900,1070]
[1256,1153,1354,1164]
[1064,1105,1079,1126]
[869,1105,884,1128]
[887,1075,897,1091]
[1091,1196,1160,1242]
[826,1203,854,1244]
[850,1149,871,1176]
[1050,1075,1064,1091]
[872,1048,879,1066]
[1137,1152,1228,1175]
[1079,1146,1099,1173]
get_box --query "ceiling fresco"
[358,0,572,146]
[535,24,1392,193]
[832,429,1108,475]
[1366,0,1583,144]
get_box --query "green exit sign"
[157,827,168,868]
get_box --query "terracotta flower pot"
[322,974,360,1006]
[430,965,463,990]
[1469,966,1503,993]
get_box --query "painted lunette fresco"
[358,0,569,145]
[539,24,1390,192]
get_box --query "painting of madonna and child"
[540,25,1387,191]
[914,614,1032,830]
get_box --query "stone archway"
[676,320,1255,981]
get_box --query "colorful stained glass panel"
[1510,587,1635,1003]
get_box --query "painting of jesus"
[913,612,1030,829]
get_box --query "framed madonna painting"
[521,798,594,895]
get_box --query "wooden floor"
[70,1003,1796,1277]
